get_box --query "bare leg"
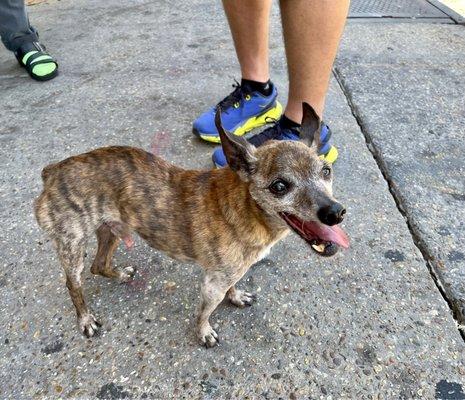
[280,0,350,120]
[56,239,101,337]
[90,223,135,282]
[222,0,272,82]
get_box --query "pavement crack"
[333,66,465,342]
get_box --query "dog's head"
[216,102,348,256]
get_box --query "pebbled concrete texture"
[0,1,464,398]
[336,23,465,325]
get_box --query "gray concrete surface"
[336,23,465,324]
[0,1,464,398]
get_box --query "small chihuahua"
[35,103,348,347]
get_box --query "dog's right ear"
[300,102,321,151]
[215,109,257,180]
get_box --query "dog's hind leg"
[90,223,135,283]
[55,238,101,337]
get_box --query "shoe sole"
[194,102,283,144]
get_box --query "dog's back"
[35,146,170,234]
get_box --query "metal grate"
[349,0,450,18]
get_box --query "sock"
[279,114,301,132]
[241,78,272,96]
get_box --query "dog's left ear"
[215,109,257,180]
[300,102,321,151]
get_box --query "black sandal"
[15,42,58,82]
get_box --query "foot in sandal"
[14,42,58,81]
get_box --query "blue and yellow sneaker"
[193,80,283,143]
[212,118,338,167]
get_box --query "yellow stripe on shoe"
[200,101,283,143]
[319,145,338,164]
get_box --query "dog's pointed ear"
[300,102,321,151]
[215,109,257,180]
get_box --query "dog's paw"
[229,290,256,308]
[79,314,102,338]
[117,266,136,283]
[198,325,219,348]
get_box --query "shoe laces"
[216,79,249,113]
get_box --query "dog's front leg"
[227,286,256,308]
[196,272,229,348]
[197,267,252,348]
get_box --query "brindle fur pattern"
[34,103,340,347]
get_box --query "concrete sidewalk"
[0,0,464,398]
[336,23,465,328]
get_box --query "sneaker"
[212,118,338,168]
[193,80,283,143]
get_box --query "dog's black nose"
[317,202,346,226]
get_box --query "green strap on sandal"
[15,42,58,81]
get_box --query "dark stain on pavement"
[42,340,64,355]
[435,380,465,400]
[449,192,465,202]
[199,380,217,395]
[356,344,377,366]
[448,251,464,262]
[97,383,129,399]
[384,249,405,262]
[1,126,19,136]
[437,226,451,236]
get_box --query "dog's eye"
[269,179,289,195]
[322,166,332,178]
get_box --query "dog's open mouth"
[279,212,349,257]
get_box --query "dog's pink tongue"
[304,221,349,249]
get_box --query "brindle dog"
[35,103,348,347]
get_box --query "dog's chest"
[256,244,273,263]
[251,230,289,264]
